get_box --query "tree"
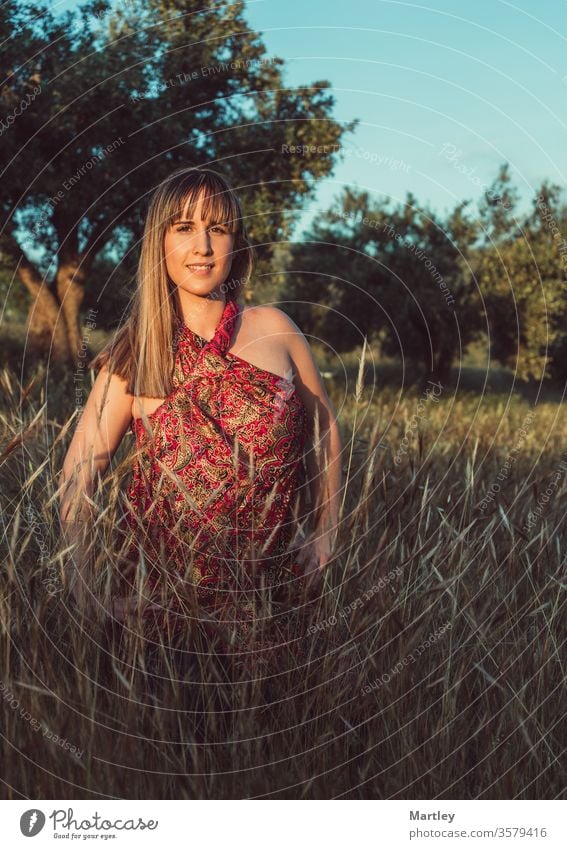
[288,165,567,385]
[475,167,567,381]
[287,186,481,383]
[0,0,355,366]
[286,187,389,351]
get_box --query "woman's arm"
[275,311,344,572]
[303,409,343,539]
[58,365,133,623]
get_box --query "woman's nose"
[192,227,212,253]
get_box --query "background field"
[1,344,564,799]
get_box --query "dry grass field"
[0,353,565,799]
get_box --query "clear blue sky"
[56,0,567,232]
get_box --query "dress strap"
[174,297,241,360]
[207,298,241,357]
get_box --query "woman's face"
[164,189,236,298]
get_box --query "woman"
[58,166,343,680]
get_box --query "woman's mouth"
[186,262,215,275]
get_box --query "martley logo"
[20,809,46,836]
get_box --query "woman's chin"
[175,277,227,297]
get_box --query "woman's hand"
[290,528,335,595]
[66,583,109,637]
[67,579,159,630]
[110,595,161,624]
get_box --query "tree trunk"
[55,254,87,367]
[26,284,71,364]
[18,255,88,368]
[16,254,71,366]
[4,232,99,369]
[431,347,453,387]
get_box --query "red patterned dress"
[118,297,315,677]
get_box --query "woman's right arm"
[58,366,133,623]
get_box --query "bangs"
[163,172,240,234]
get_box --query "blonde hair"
[88,166,255,397]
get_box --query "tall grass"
[0,359,565,799]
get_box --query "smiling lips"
[186,262,214,274]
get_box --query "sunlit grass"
[0,355,565,799]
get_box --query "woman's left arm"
[277,311,343,576]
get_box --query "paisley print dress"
[117,297,319,679]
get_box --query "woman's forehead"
[178,188,231,223]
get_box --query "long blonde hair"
[88,166,255,397]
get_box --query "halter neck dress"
[118,297,316,677]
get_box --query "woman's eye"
[175,225,225,233]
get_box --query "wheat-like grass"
[0,360,565,799]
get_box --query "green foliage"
[0,261,29,320]
[287,187,481,381]
[0,0,354,301]
[476,170,567,381]
[286,165,567,383]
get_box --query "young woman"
[58,166,343,679]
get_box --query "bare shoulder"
[239,304,337,424]
[240,304,304,339]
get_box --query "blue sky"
[55,0,567,232]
